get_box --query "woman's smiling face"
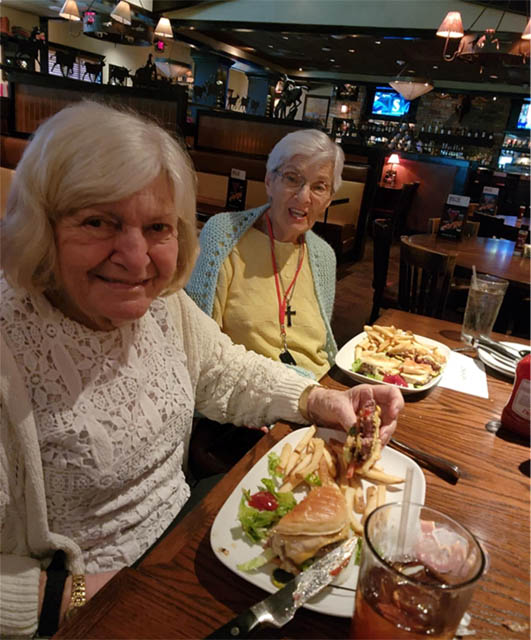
[49,174,179,331]
[265,155,334,243]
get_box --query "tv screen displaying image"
[516,100,530,130]
[371,88,411,118]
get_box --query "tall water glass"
[350,502,486,640]
[461,273,509,345]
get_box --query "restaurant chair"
[370,182,419,238]
[475,212,505,238]
[398,236,456,318]
[369,218,397,324]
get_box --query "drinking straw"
[472,264,478,288]
[397,467,414,555]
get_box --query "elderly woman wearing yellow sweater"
[187,129,343,380]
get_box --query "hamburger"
[268,484,349,574]
[343,398,382,476]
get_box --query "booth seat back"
[192,149,368,227]
[1,166,15,218]
[1,136,28,169]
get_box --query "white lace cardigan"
[0,276,311,637]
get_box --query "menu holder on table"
[476,186,499,215]
[437,194,471,240]
[225,168,247,211]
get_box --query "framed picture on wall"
[303,95,330,129]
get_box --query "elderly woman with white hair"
[0,102,403,637]
[187,128,344,380]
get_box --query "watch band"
[64,574,87,621]
[37,550,68,637]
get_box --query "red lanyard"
[265,214,305,339]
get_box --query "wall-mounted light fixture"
[110,1,132,26]
[59,0,81,21]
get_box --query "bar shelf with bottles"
[497,131,530,175]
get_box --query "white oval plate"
[477,341,528,378]
[210,427,426,619]
[335,332,451,396]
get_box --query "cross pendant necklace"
[286,304,296,327]
[264,214,305,365]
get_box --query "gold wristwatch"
[64,574,86,621]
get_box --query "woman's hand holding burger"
[303,384,404,446]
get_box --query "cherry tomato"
[248,491,278,511]
[383,374,408,387]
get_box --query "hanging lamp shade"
[110,1,132,25]
[522,18,531,40]
[436,11,464,38]
[154,16,173,39]
[59,0,81,21]
[389,78,434,101]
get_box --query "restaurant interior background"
[1,0,529,263]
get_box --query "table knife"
[477,335,527,362]
[205,536,358,639]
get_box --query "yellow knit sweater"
[213,227,329,379]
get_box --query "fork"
[478,335,530,361]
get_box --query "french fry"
[362,486,377,524]
[279,443,292,473]
[278,480,294,493]
[360,468,405,485]
[354,484,365,513]
[322,446,337,478]
[376,484,387,507]
[289,451,312,478]
[284,449,301,476]
[294,425,316,453]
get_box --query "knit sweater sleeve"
[167,290,313,427]
[0,555,41,638]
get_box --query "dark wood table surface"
[408,233,531,286]
[55,309,530,640]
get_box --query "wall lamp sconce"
[154,16,173,39]
[59,0,81,21]
[111,1,132,26]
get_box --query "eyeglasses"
[274,169,331,199]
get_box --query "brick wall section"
[415,91,511,145]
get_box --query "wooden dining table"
[54,309,530,640]
[408,233,531,287]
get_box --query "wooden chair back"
[475,212,505,238]
[370,218,394,324]
[398,236,456,318]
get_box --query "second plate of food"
[335,326,450,396]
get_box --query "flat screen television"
[516,99,530,130]
[371,87,411,118]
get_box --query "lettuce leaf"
[238,479,296,544]
[237,548,275,572]
[267,452,283,478]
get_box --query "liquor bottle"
[501,355,530,437]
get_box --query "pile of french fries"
[273,426,405,536]
[354,324,447,368]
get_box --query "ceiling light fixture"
[389,64,433,100]
[110,1,132,25]
[154,16,173,39]
[59,0,81,21]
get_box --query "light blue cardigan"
[186,204,338,377]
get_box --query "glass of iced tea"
[350,502,486,640]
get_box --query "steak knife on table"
[205,536,358,639]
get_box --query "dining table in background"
[497,214,530,230]
[54,309,530,640]
[407,233,530,286]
